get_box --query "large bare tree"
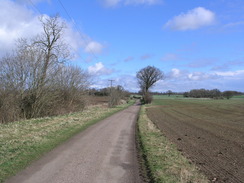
[17,15,72,118]
[136,66,164,103]
[33,15,71,88]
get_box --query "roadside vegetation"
[0,15,130,124]
[0,14,130,183]
[137,105,209,183]
[0,100,134,183]
[0,15,91,124]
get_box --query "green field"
[152,96,244,106]
[153,94,244,100]
[233,95,244,98]
[152,95,184,99]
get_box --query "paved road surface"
[7,103,141,183]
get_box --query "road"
[6,103,142,183]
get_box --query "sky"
[0,0,244,92]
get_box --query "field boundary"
[137,105,209,183]
[0,100,134,183]
[136,109,154,183]
[147,98,244,182]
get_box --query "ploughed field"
[146,99,244,183]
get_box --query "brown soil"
[146,100,244,183]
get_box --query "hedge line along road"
[6,102,142,183]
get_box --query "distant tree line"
[138,89,243,100]
[183,89,242,99]
[88,88,110,96]
[88,86,130,107]
[88,86,129,97]
[0,16,90,123]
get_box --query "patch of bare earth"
[147,100,244,183]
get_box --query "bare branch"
[136,66,164,103]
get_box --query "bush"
[222,91,234,99]
[142,92,152,104]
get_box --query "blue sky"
[0,0,244,92]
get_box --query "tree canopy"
[136,66,164,93]
[136,66,164,103]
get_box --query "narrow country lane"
[6,103,142,183]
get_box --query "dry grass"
[137,105,209,183]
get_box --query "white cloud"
[84,41,104,54]
[170,68,181,78]
[89,68,244,92]
[166,68,188,80]
[102,0,161,7]
[0,0,104,58]
[165,7,216,31]
[215,70,244,77]
[166,68,244,83]
[188,72,210,81]
[88,62,114,76]
[0,0,41,55]
[89,74,139,91]
[115,75,138,91]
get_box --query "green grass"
[153,94,244,100]
[153,95,184,100]
[152,96,244,106]
[232,95,244,98]
[0,101,134,183]
[137,105,209,183]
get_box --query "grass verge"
[137,105,209,183]
[0,100,134,183]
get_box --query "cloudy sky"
[1,0,244,92]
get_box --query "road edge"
[3,101,135,183]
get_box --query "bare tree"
[0,15,90,123]
[167,90,173,97]
[136,66,164,103]
[14,15,72,118]
[32,15,70,88]
[108,85,128,107]
[53,65,91,113]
